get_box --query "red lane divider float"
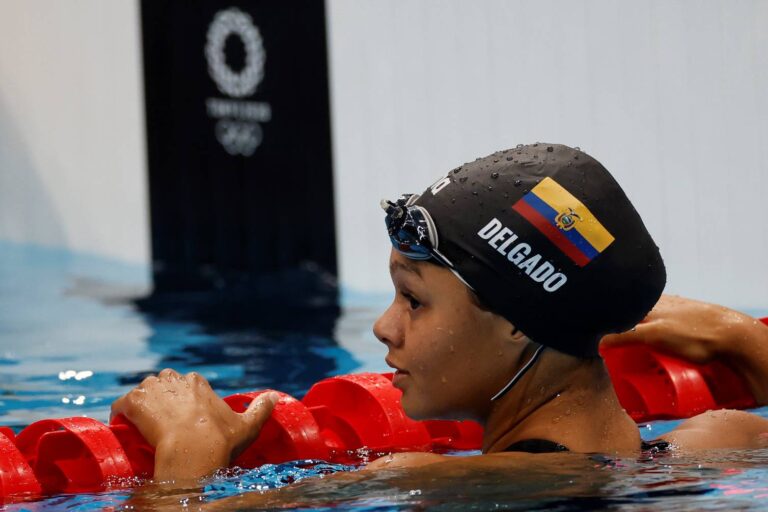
[302,373,433,457]
[2,316,764,501]
[14,417,133,494]
[0,428,41,497]
[599,318,765,422]
[225,390,329,466]
[0,372,484,500]
[601,345,756,422]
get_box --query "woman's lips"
[386,358,408,374]
[391,368,410,386]
[386,358,410,386]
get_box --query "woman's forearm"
[718,312,768,405]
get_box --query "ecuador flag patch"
[512,177,614,267]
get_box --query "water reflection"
[118,319,362,398]
[0,242,385,427]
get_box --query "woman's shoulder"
[660,409,768,451]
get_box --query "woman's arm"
[663,409,768,450]
[601,294,768,404]
[110,368,277,482]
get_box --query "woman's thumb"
[600,323,660,348]
[243,391,279,430]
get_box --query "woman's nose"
[373,303,404,348]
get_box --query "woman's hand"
[111,369,277,482]
[601,295,768,404]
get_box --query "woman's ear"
[510,325,528,343]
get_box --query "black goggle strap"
[490,344,545,402]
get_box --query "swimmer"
[112,144,768,491]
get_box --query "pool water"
[1,240,767,511]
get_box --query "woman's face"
[373,250,522,421]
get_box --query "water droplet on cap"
[487,186,493,191]
[459,176,468,183]
[506,156,514,161]
[547,146,554,152]
[491,172,499,179]
[514,180,522,186]
[516,144,523,148]
[472,191,478,196]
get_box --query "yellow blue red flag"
[512,177,614,267]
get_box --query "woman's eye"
[403,293,421,310]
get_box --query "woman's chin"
[400,395,428,420]
[400,395,445,421]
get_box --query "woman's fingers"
[600,321,665,348]
[158,368,181,380]
[137,374,158,389]
[109,394,126,422]
[228,392,278,460]
[600,318,716,364]
[110,385,146,421]
[242,391,279,430]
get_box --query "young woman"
[111,144,768,486]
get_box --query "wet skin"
[374,251,534,422]
[112,250,768,490]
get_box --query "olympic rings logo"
[205,8,265,98]
[215,120,263,156]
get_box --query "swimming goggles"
[380,194,454,267]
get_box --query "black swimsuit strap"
[505,438,670,454]
[641,439,671,452]
[504,438,570,453]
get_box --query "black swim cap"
[410,143,665,358]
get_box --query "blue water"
[0,241,387,430]
[2,240,768,511]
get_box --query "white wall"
[0,1,148,264]
[1,1,766,310]
[327,0,768,310]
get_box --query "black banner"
[141,0,336,307]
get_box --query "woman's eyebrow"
[390,260,422,277]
